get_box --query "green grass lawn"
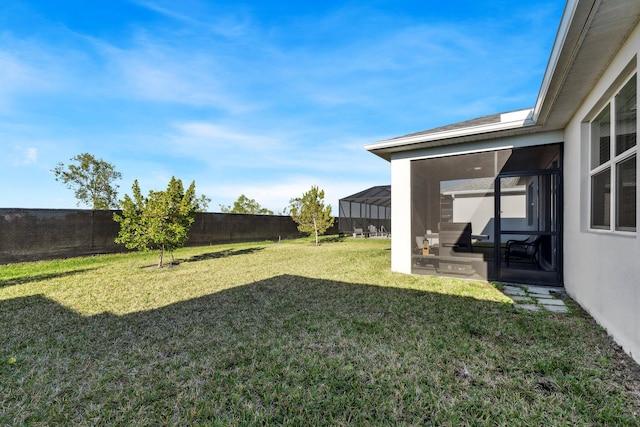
[1,237,639,425]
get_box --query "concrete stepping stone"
[537,299,566,306]
[506,285,569,314]
[503,286,526,295]
[515,304,540,312]
[511,295,536,303]
[543,304,569,313]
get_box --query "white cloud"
[130,0,193,24]
[0,49,61,112]
[0,24,257,113]
[92,39,254,112]
[172,121,284,150]
[212,175,382,214]
[130,0,252,38]
[164,120,390,181]
[13,146,38,165]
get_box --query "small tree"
[196,194,212,212]
[114,177,199,267]
[289,186,334,246]
[52,153,122,209]
[219,194,274,215]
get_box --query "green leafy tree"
[114,177,199,267]
[52,153,122,209]
[289,186,334,246]
[220,194,274,215]
[196,194,212,212]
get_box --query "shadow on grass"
[1,275,639,425]
[319,235,347,243]
[0,268,99,288]
[181,247,265,263]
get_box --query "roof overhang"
[534,0,640,129]
[367,0,640,162]
[365,109,538,161]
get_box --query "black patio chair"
[505,235,540,266]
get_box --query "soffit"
[537,0,640,129]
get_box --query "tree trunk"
[313,216,319,246]
[158,245,165,268]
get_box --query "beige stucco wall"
[562,24,640,364]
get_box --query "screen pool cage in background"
[339,185,391,235]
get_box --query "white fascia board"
[365,109,535,152]
[533,0,580,122]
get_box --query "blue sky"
[1,0,564,213]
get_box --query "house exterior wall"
[390,157,412,273]
[451,192,526,241]
[563,24,640,363]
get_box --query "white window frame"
[589,73,637,234]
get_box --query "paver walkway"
[502,284,569,313]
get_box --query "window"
[590,74,637,232]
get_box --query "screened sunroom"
[338,185,391,236]
[410,143,562,285]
